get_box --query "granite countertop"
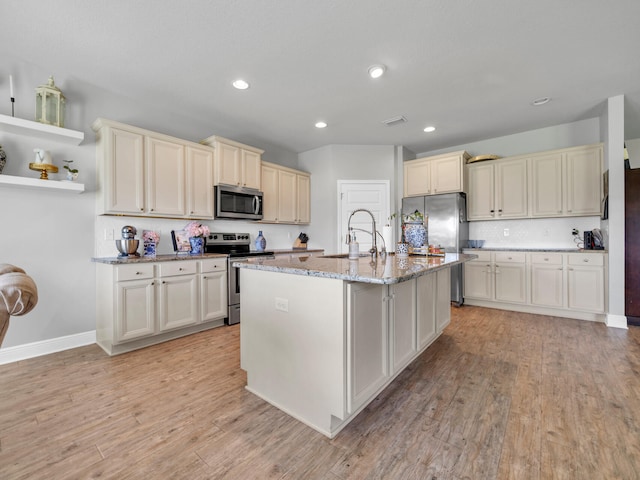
[233,253,477,285]
[92,253,227,265]
[271,248,324,254]
[462,247,607,253]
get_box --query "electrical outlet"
[503,228,509,237]
[572,228,579,236]
[275,297,289,312]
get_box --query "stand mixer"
[115,225,140,257]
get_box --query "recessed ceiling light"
[423,126,436,133]
[368,64,386,79]
[315,121,327,129]
[232,79,250,90]
[531,96,551,106]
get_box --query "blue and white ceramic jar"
[189,236,204,255]
[403,222,427,249]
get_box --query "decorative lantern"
[35,76,65,127]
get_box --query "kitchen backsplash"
[468,216,602,249]
[94,216,309,258]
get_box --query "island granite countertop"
[233,253,476,285]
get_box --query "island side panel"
[240,268,347,436]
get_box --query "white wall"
[0,55,300,350]
[298,145,399,253]
[626,138,640,168]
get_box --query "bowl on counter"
[467,240,485,248]
[116,238,140,257]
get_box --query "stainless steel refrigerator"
[402,192,469,305]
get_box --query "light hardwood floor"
[1,306,640,479]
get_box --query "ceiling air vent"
[382,115,407,127]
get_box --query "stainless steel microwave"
[215,184,263,220]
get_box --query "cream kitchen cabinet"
[463,250,526,304]
[416,273,437,349]
[531,144,603,218]
[403,150,470,197]
[347,282,390,414]
[93,118,215,219]
[463,249,606,321]
[466,158,528,220]
[436,268,452,331]
[389,279,417,374]
[95,257,227,355]
[199,258,227,322]
[261,161,311,224]
[567,253,605,313]
[157,262,198,332]
[201,135,263,189]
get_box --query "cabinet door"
[568,262,604,312]
[436,268,451,331]
[464,261,493,299]
[347,282,389,414]
[565,146,602,216]
[116,279,156,343]
[146,137,185,216]
[260,164,279,222]
[216,142,240,186]
[531,265,564,308]
[531,152,563,217]
[466,164,494,220]
[389,280,417,374]
[494,262,527,304]
[200,271,227,322]
[106,127,145,214]
[158,274,199,332]
[432,155,462,194]
[241,149,261,189]
[496,159,528,219]
[278,169,297,223]
[404,160,431,197]
[416,273,437,349]
[186,146,214,219]
[296,173,311,223]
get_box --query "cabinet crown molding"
[200,134,264,154]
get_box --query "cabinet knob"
[490,209,495,213]
[179,267,184,271]
[544,258,549,261]
[135,271,142,275]
[162,280,166,284]
[150,281,155,286]
[583,258,589,263]
[140,208,144,212]
[508,256,512,260]
[150,208,154,212]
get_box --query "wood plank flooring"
[1,306,640,479]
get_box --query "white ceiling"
[3,0,640,154]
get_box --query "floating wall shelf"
[0,174,84,193]
[0,113,84,145]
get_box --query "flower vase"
[189,237,204,255]
[255,231,266,251]
[143,242,157,257]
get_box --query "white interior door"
[338,180,390,254]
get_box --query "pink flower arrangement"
[142,230,160,244]
[184,221,210,239]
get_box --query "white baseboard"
[606,314,628,329]
[0,331,96,365]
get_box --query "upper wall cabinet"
[467,158,528,220]
[403,150,470,197]
[200,135,263,190]
[261,161,311,224]
[466,143,603,221]
[93,118,215,219]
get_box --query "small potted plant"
[63,160,78,181]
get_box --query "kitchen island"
[235,252,475,438]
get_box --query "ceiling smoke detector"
[382,115,407,127]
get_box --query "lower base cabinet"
[463,250,606,320]
[96,258,227,355]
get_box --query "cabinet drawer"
[158,261,197,277]
[200,258,227,273]
[568,253,604,266]
[531,253,563,265]
[467,250,491,262]
[116,263,155,282]
[495,252,526,263]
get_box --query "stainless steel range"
[204,232,274,325]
